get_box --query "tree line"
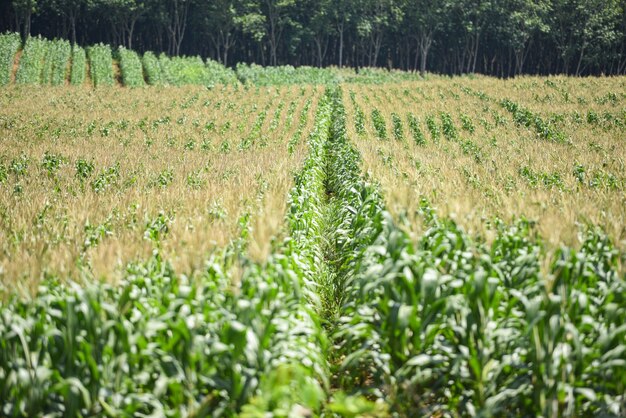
[2,0,625,76]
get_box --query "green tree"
[170,0,192,55]
[200,0,240,65]
[103,0,148,49]
[574,0,622,74]
[263,0,296,65]
[309,0,332,67]
[12,0,37,39]
[550,0,622,74]
[355,0,403,67]
[502,0,550,74]
[332,0,353,67]
[405,0,444,74]
[48,0,92,44]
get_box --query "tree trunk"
[418,31,433,76]
[210,33,220,61]
[24,11,31,40]
[338,21,344,68]
[575,42,586,76]
[70,14,77,45]
[314,38,323,67]
[269,28,277,65]
[471,32,480,73]
[373,32,382,67]
[128,18,137,49]
[619,52,626,74]
[223,32,235,66]
[168,0,189,56]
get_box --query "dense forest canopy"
[1,0,625,76]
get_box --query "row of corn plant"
[391,113,404,141]
[371,108,387,140]
[159,55,202,85]
[43,39,71,85]
[241,91,337,415]
[407,112,426,145]
[235,63,337,86]
[348,91,366,136]
[287,97,313,154]
[324,88,625,417]
[70,46,86,85]
[142,51,162,85]
[500,98,570,143]
[117,46,144,87]
[234,64,423,86]
[15,35,49,84]
[205,58,238,86]
[86,43,113,87]
[0,32,20,85]
[239,103,269,151]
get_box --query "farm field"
[0,45,625,417]
[0,84,321,292]
[344,77,626,253]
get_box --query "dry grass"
[342,76,626,260]
[0,84,322,294]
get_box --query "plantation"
[0,32,625,418]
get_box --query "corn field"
[0,31,624,418]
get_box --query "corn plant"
[70,46,86,85]
[117,46,144,87]
[45,39,71,85]
[323,87,625,417]
[391,113,404,141]
[460,113,476,133]
[206,58,238,86]
[407,112,426,145]
[440,111,458,140]
[0,71,624,418]
[371,108,387,140]
[15,35,49,84]
[235,63,336,86]
[142,51,162,85]
[425,114,440,142]
[0,32,21,85]
[87,43,113,87]
[501,98,569,143]
[159,55,233,86]
[0,91,340,417]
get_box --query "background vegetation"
[1,0,625,76]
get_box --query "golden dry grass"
[0,84,322,294]
[342,76,626,261]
